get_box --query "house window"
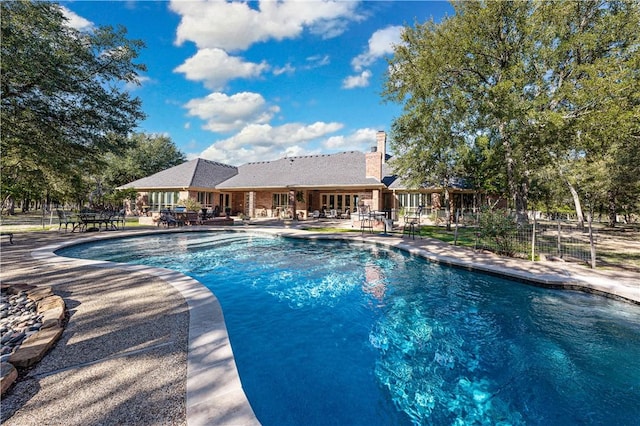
[219,193,230,209]
[197,192,213,207]
[272,193,289,208]
[149,191,179,211]
[319,192,360,212]
[398,193,431,212]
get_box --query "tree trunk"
[500,123,528,222]
[566,180,584,228]
[557,165,584,228]
[5,196,16,215]
[608,190,617,227]
[444,189,452,231]
[515,180,529,223]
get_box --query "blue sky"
[61,1,453,165]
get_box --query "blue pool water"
[59,231,640,425]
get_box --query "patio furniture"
[403,206,423,240]
[78,211,112,232]
[110,211,126,230]
[340,208,351,219]
[311,210,321,220]
[186,211,200,225]
[359,207,374,235]
[158,210,181,227]
[57,210,80,233]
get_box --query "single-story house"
[120,131,486,220]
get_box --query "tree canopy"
[1,0,146,210]
[383,0,640,224]
[102,133,186,189]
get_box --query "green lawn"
[417,225,478,247]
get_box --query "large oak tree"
[1,1,146,211]
[384,0,639,224]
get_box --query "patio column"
[371,189,381,211]
[288,189,297,220]
[248,191,255,218]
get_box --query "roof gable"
[120,158,237,190]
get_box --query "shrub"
[477,208,517,256]
[180,198,202,212]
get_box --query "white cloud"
[174,48,269,90]
[351,25,403,71]
[323,128,378,151]
[170,0,362,52]
[200,121,344,165]
[219,121,343,149]
[342,70,372,89]
[305,54,331,69]
[184,92,279,133]
[273,63,296,76]
[60,6,94,31]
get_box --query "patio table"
[79,213,112,232]
[370,211,393,236]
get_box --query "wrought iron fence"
[475,221,595,263]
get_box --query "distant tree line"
[1,1,184,214]
[384,0,640,227]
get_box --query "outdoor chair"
[57,209,79,232]
[403,206,423,240]
[110,210,126,230]
[340,208,351,219]
[311,210,321,220]
[158,210,180,227]
[359,207,374,235]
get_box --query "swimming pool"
[59,231,640,425]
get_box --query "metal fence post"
[588,211,597,269]
[531,215,536,261]
[557,218,562,259]
[454,209,460,246]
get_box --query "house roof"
[118,151,472,193]
[216,151,385,189]
[119,158,238,190]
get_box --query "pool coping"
[28,226,640,425]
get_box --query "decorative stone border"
[0,284,65,394]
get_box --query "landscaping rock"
[8,325,63,368]
[0,362,17,394]
[0,285,66,384]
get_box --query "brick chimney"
[365,146,383,181]
[376,130,386,164]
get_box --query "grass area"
[417,225,478,247]
[598,250,640,270]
